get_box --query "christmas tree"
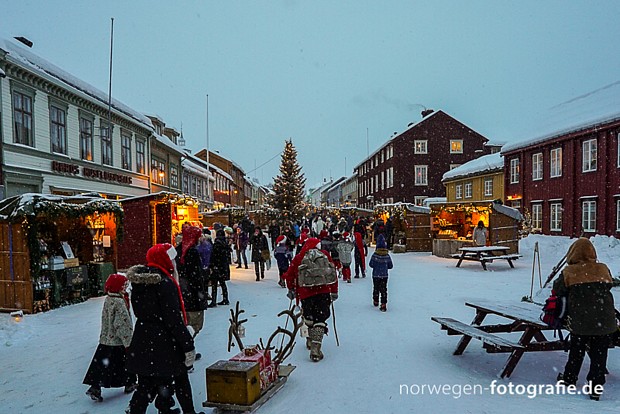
[272,139,306,220]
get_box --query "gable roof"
[442,152,503,182]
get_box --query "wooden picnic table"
[452,246,520,270]
[431,300,567,378]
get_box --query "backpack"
[540,290,568,343]
[334,241,354,266]
[297,249,337,288]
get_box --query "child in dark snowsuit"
[274,235,292,287]
[353,231,368,278]
[368,235,393,312]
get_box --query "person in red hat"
[336,232,355,282]
[273,235,292,287]
[284,237,338,362]
[83,273,136,402]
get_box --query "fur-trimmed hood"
[127,265,163,285]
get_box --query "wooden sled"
[203,364,296,413]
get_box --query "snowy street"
[2,235,620,413]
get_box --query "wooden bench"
[431,317,524,354]
[479,254,521,268]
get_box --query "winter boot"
[309,322,326,362]
[373,300,379,307]
[380,303,387,312]
[86,386,103,402]
[217,300,230,306]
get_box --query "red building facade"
[502,82,620,237]
[355,110,497,209]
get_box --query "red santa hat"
[104,273,128,294]
[276,235,287,245]
[298,232,309,245]
[343,231,350,238]
[319,230,329,240]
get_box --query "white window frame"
[532,153,543,181]
[550,147,562,178]
[414,140,428,154]
[464,182,473,198]
[484,178,493,197]
[550,203,562,232]
[414,196,427,206]
[450,140,463,154]
[450,164,460,170]
[531,204,543,231]
[414,165,428,186]
[582,138,597,172]
[455,184,463,199]
[582,200,596,232]
[510,158,520,184]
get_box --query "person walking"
[368,235,393,312]
[273,235,292,288]
[268,220,281,251]
[554,238,617,401]
[209,229,231,307]
[250,227,269,281]
[284,237,338,362]
[234,227,249,269]
[126,243,196,414]
[176,225,208,359]
[83,274,136,402]
[336,232,355,283]
[353,231,367,278]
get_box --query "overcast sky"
[3,1,620,188]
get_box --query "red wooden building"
[502,81,620,237]
[354,110,500,209]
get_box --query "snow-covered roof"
[209,163,233,182]
[181,158,211,180]
[152,133,184,155]
[502,80,620,153]
[0,193,121,222]
[492,202,523,221]
[375,202,430,214]
[442,153,504,182]
[422,197,447,206]
[0,38,153,130]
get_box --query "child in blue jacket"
[274,235,292,288]
[368,234,393,312]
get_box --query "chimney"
[421,109,434,118]
[14,37,33,48]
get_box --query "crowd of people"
[80,211,618,407]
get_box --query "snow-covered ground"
[2,235,620,414]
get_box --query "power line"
[245,150,282,175]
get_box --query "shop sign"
[51,161,133,185]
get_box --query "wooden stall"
[375,203,432,252]
[430,201,522,258]
[0,194,122,313]
[201,206,246,229]
[117,192,200,270]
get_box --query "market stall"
[0,193,123,313]
[117,192,200,270]
[374,203,432,252]
[430,201,522,258]
[201,206,246,229]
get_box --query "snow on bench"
[431,317,524,352]
[480,254,521,262]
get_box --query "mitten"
[184,349,196,367]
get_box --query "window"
[80,116,94,161]
[455,184,463,199]
[369,177,373,194]
[510,158,520,183]
[13,90,34,146]
[414,165,428,186]
[387,167,394,188]
[375,174,378,192]
[550,148,562,177]
[464,182,472,198]
[183,174,190,193]
[381,150,384,163]
[450,164,461,170]
[582,200,596,232]
[582,139,597,172]
[136,140,145,174]
[151,157,166,185]
[101,122,113,166]
[121,132,132,170]
[414,140,427,154]
[414,196,427,206]
[50,105,67,154]
[550,203,562,231]
[532,204,542,231]
[380,170,385,190]
[170,164,179,188]
[450,140,463,154]
[484,178,493,197]
[532,153,543,180]
[511,200,521,209]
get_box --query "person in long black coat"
[250,227,269,281]
[209,229,231,307]
[126,243,195,414]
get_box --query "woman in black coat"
[126,243,195,414]
[209,229,231,307]
[250,227,269,281]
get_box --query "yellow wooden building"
[442,153,504,203]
